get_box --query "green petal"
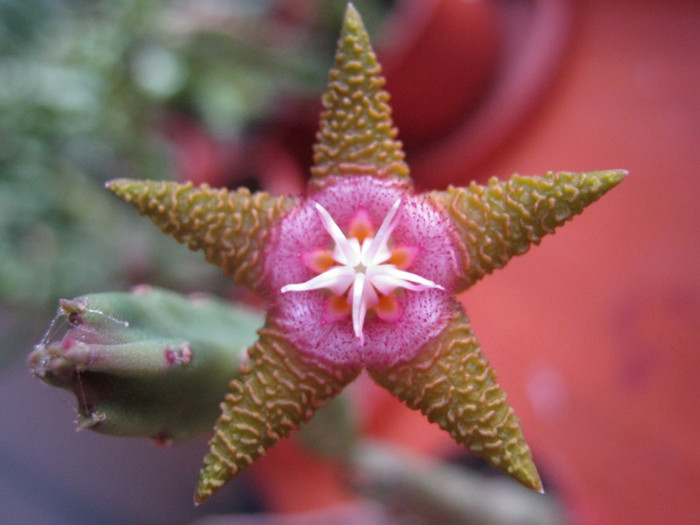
[194,316,361,504]
[429,170,627,290]
[107,179,296,294]
[310,4,409,185]
[368,303,542,493]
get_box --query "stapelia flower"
[107,4,625,504]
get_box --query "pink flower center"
[281,199,444,343]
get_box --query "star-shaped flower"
[108,4,625,504]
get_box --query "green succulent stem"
[29,287,263,444]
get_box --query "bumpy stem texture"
[369,304,542,493]
[107,180,296,294]
[311,4,409,184]
[195,317,361,504]
[429,170,627,290]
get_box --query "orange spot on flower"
[387,245,419,269]
[326,294,351,321]
[302,249,335,273]
[348,207,374,243]
[375,294,401,322]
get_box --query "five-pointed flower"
[107,4,625,504]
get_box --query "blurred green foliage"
[0,0,393,365]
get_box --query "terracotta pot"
[377,0,500,150]
[401,0,576,187]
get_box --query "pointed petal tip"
[193,486,209,507]
[104,178,126,192]
[369,306,545,496]
[504,447,543,493]
[525,469,545,494]
[343,2,362,29]
[601,168,628,185]
[340,3,367,44]
[104,178,143,200]
[589,168,627,184]
[578,169,627,201]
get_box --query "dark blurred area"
[1,1,698,524]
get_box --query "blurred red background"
[249,1,700,524]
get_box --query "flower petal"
[367,265,444,295]
[428,170,627,291]
[367,304,543,493]
[310,4,409,182]
[313,202,359,266]
[363,198,402,265]
[281,266,355,296]
[351,273,378,343]
[106,180,296,294]
[195,316,361,504]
